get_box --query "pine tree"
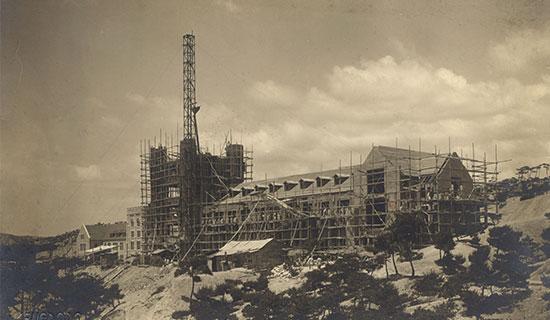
[389,213,420,277]
[434,232,455,260]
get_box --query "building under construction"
[139,33,501,255]
[140,34,252,251]
[196,145,500,253]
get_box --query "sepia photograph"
[1,1,550,319]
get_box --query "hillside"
[0,233,37,246]
[88,265,257,319]
[493,193,550,320]
[4,194,548,319]
[0,230,78,262]
[499,192,550,241]
[96,194,550,319]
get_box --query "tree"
[434,232,455,260]
[176,254,212,309]
[488,226,521,255]
[364,255,384,276]
[389,213,421,277]
[461,227,536,319]
[189,286,239,320]
[437,253,466,275]
[491,252,530,290]
[467,245,493,296]
[413,270,443,296]
[291,253,408,319]
[516,166,530,180]
[374,231,399,277]
[2,260,122,319]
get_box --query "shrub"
[436,253,466,275]
[470,234,481,246]
[440,273,467,298]
[413,270,443,296]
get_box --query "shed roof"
[85,244,117,255]
[211,238,275,257]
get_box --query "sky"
[1,0,549,236]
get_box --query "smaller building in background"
[126,206,145,259]
[75,222,127,261]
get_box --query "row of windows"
[130,241,141,250]
[130,218,141,227]
[130,230,142,238]
[205,198,351,221]
[105,241,124,250]
[235,175,351,197]
[80,241,125,251]
[79,240,144,253]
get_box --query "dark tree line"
[1,258,123,319]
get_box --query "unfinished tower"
[140,34,252,252]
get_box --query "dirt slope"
[490,193,550,320]
[91,265,256,319]
[499,193,550,241]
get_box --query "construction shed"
[208,238,283,272]
[84,245,119,268]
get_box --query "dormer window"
[284,180,298,191]
[316,176,331,187]
[241,187,254,196]
[299,178,314,189]
[229,188,240,197]
[269,183,283,193]
[255,184,268,192]
[333,174,350,185]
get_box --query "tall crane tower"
[180,33,202,245]
[182,34,200,152]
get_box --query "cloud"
[74,164,101,180]
[489,24,550,73]
[123,28,550,179]
[248,80,298,107]
[240,56,550,178]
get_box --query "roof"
[84,222,127,241]
[216,145,463,205]
[365,145,443,175]
[152,248,174,255]
[85,244,117,255]
[219,165,359,204]
[210,238,275,257]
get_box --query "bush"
[470,235,480,246]
[440,273,466,298]
[242,272,269,292]
[436,253,466,275]
[413,270,443,296]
